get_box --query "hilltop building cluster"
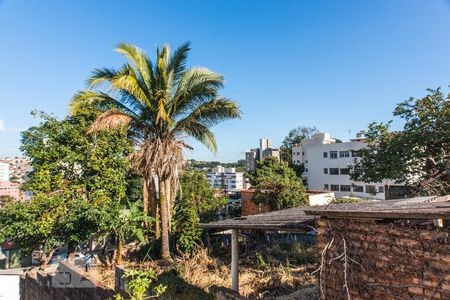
[0,157,32,204]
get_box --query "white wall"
[298,133,393,200]
[0,274,20,300]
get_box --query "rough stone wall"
[316,218,450,299]
[20,264,115,300]
[241,190,271,216]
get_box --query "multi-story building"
[245,138,280,171]
[207,166,245,192]
[0,163,9,182]
[292,132,401,200]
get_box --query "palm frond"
[69,90,141,119]
[115,43,154,89]
[175,121,217,153]
[175,97,241,128]
[168,42,190,80]
[170,67,224,116]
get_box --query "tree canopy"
[0,102,133,265]
[351,88,450,196]
[250,157,307,210]
[280,126,319,162]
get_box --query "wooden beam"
[231,229,239,293]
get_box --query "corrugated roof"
[304,195,450,219]
[200,206,314,231]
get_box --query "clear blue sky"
[1,0,450,162]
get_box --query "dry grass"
[97,237,318,299]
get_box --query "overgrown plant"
[113,269,167,300]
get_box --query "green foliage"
[172,196,201,254]
[351,88,450,195]
[250,157,307,210]
[173,171,226,253]
[180,171,227,222]
[0,101,133,260]
[113,269,167,300]
[280,126,319,163]
[0,195,15,207]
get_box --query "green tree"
[70,42,241,259]
[0,101,132,266]
[280,126,319,163]
[351,88,450,196]
[172,171,227,253]
[250,157,307,210]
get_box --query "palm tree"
[70,42,241,259]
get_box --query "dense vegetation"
[351,88,450,196]
[250,157,307,209]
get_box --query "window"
[330,184,339,191]
[340,168,350,175]
[378,186,384,193]
[330,151,338,159]
[302,152,305,155]
[323,184,329,190]
[351,150,360,157]
[324,168,328,174]
[340,185,351,192]
[323,152,328,158]
[339,151,350,158]
[305,168,308,172]
[365,185,376,194]
[305,160,308,164]
[330,168,339,175]
[353,185,363,192]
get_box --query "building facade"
[245,138,280,171]
[292,133,398,200]
[207,166,245,192]
[0,163,9,182]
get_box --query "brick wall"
[316,218,450,299]
[20,262,115,300]
[241,190,271,216]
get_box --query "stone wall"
[316,218,450,299]
[20,262,115,300]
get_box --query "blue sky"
[1,0,450,162]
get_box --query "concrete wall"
[0,273,20,300]
[316,218,450,299]
[19,263,115,300]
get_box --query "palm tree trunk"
[149,179,160,238]
[143,178,149,227]
[166,180,172,232]
[159,179,171,260]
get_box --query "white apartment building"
[0,162,9,182]
[207,166,245,192]
[292,133,397,200]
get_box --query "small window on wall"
[330,168,339,175]
[365,185,376,194]
[340,185,351,192]
[330,184,339,191]
[340,168,350,175]
[305,168,308,172]
[378,186,384,193]
[324,184,329,190]
[339,151,350,158]
[353,185,363,192]
[352,150,361,157]
[324,168,328,174]
[330,151,338,159]
[323,152,328,158]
